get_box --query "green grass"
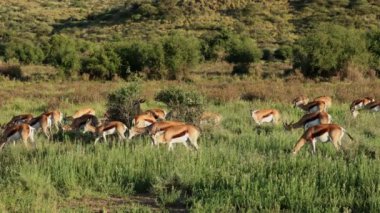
[0,98,379,211]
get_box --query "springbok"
[28,114,52,139]
[152,124,200,151]
[292,124,354,155]
[0,123,35,150]
[7,114,33,125]
[132,113,157,128]
[128,120,185,140]
[83,120,127,144]
[68,108,96,119]
[251,109,281,125]
[62,114,99,132]
[200,111,222,126]
[295,100,327,113]
[144,109,167,120]
[350,97,376,118]
[43,110,63,131]
[284,112,332,131]
[293,96,332,109]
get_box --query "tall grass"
[0,98,379,211]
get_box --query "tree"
[46,35,81,76]
[225,35,262,75]
[293,23,370,78]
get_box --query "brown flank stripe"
[262,112,273,118]
[303,113,320,124]
[311,129,328,139]
[103,125,117,131]
[6,128,19,138]
[172,130,188,138]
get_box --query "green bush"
[116,40,165,79]
[367,30,380,72]
[3,39,45,64]
[200,29,234,61]
[162,34,201,80]
[225,35,262,75]
[226,36,262,65]
[106,84,142,128]
[155,87,204,124]
[46,35,81,76]
[274,45,293,60]
[293,23,371,78]
[262,49,274,61]
[80,44,121,79]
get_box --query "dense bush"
[106,84,142,128]
[226,35,262,75]
[200,29,234,61]
[293,23,371,78]
[274,45,293,60]
[80,45,121,79]
[3,39,45,64]
[46,35,81,75]
[116,40,165,79]
[155,87,204,124]
[162,34,201,80]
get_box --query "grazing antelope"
[144,109,167,120]
[28,114,52,139]
[69,108,96,119]
[83,120,127,144]
[152,124,200,151]
[251,109,281,125]
[0,124,35,150]
[292,124,354,155]
[293,96,332,109]
[350,97,376,118]
[295,100,326,113]
[42,110,63,131]
[200,112,222,126]
[62,114,99,132]
[284,112,332,131]
[4,114,34,129]
[132,113,157,128]
[128,120,185,140]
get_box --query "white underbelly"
[7,132,21,142]
[315,133,330,143]
[170,134,189,143]
[305,119,320,129]
[104,128,116,135]
[309,106,319,113]
[32,122,41,129]
[261,115,273,123]
[371,106,380,112]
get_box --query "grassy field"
[0,80,379,212]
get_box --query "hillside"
[1,0,379,47]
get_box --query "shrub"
[274,45,293,60]
[106,84,143,128]
[262,49,274,61]
[226,36,262,65]
[46,35,81,76]
[200,29,234,61]
[3,39,45,64]
[162,34,201,80]
[116,40,165,79]
[80,45,121,79]
[293,23,371,78]
[155,87,204,124]
[226,35,262,75]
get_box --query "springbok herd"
[0,96,379,154]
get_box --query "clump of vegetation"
[226,35,262,75]
[80,44,121,80]
[3,39,45,64]
[274,45,293,61]
[106,84,142,128]
[45,35,81,76]
[293,23,371,78]
[162,34,202,80]
[155,87,204,124]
